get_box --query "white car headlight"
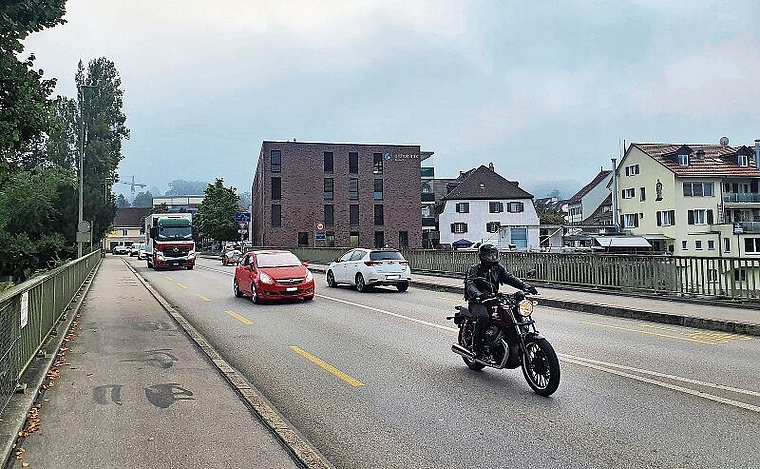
[259,273,275,285]
[518,299,534,317]
[305,270,313,282]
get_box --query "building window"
[734,269,747,282]
[298,232,308,247]
[349,231,359,247]
[695,240,703,250]
[640,187,646,201]
[373,153,383,174]
[324,178,334,200]
[349,152,358,174]
[451,222,468,234]
[456,202,469,213]
[507,202,524,213]
[374,204,384,225]
[271,150,281,172]
[350,205,359,225]
[324,152,334,173]
[374,231,385,248]
[399,231,408,248]
[489,201,504,213]
[687,209,713,225]
[348,178,359,200]
[707,269,718,283]
[486,221,501,233]
[739,154,749,167]
[657,210,675,226]
[622,188,636,199]
[724,238,731,252]
[682,240,687,250]
[625,164,640,176]
[271,177,281,200]
[324,205,334,226]
[683,182,714,197]
[678,153,689,166]
[708,240,715,250]
[326,231,335,247]
[744,238,760,253]
[122,229,128,236]
[374,179,383,200]
[271,205,281,227]
[623,213,639,228]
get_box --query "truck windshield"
[157,226,193,241]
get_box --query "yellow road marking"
[197,294,211,302]
[581,321,717,345]
[226,310,253,325]
[165,276,174,281]
[177,283,188,289]
[289,346,364,387]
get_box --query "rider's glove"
[523,283,538,295]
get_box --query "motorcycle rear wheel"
[521,338,560,396]
[458,325,485,371]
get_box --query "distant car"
[326,248,411,292]
[129,243,141,257]
[138,243,149,260]
[112,245,129,255]
[222,249,242,266]
[233,250,314,303]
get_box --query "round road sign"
[315,222,325,231]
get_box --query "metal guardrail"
[0,251,100,415]
[289,247,760,301]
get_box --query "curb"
[123,260,335,469]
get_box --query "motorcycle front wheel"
[521,338,560,396]
[458,325,485,371]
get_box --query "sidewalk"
[2,257,320,469]
[306,263,760,337]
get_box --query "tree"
[116,193,130,208]
[195,179,239,242]
[165,179,208,196]
[132,190,153,208]
[153,202,169,213]
[535,199,567,225]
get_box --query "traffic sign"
[315,232,326,241]
[235,212,251,223]
[315,221,325,232]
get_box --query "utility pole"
[77,84,96,257]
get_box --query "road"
[126,256,760,468]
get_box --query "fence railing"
[290,247,760,301]
[0,251,100,415]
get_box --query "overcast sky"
[23,0,760,201]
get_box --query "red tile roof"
[633,143,760,177]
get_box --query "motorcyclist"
[464,243,538,360]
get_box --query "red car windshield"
[256,252,302,268]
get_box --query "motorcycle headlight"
[259,273,275,285]
[518,299,534,317]
[305,270,313,282]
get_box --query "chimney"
[755,139,760,169]
[611,157,619,232]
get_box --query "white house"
[438,164,540,250]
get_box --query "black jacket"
[464,262,527,301]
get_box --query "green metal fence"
[0,251,100,414]
[290,247,760,301]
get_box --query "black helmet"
[478,243,499,265]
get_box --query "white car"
[137,243,149,260]
[326,248,411,292]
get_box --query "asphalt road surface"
[128,256,760,469]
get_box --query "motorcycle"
[447,275,560,396]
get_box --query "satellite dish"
[719,136,729,146]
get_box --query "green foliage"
[153,202,170,213]
[535,199,567,225]
[165,179,209,196]
[132,190,153,208]
[196,179,239,242]
[116,193,130,208]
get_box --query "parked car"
[138,243,149,260]
[233,250,314,303]
[112,245,129,255]
[222,249,242,266]
[326,248,411,292]
[130,243,141,257]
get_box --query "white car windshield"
[256,252,301,267]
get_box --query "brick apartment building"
[252,141,433,249]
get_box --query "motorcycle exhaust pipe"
[451,344,475,359]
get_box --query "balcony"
[422,217,437,228]
[731,221,760,233]
[421,193,435,203]
[421,167,435,178]
[723,193,760,204]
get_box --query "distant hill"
[520,179,581,200]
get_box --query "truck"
[144,213,196,270]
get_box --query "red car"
[233,250,315,303]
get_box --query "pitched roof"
[568,169,611,203]
[632,143,760,177]
[581,194,613,225]
[114,208,154,228]
[442,165,533,200]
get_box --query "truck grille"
[163,246,190,258]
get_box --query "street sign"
[235,212,251,223]
[78,221,91,232]
[238,229,247,234]
[238,222,248,229]
[315,221,325,232]
[315,232,326,241]
[76,232,91,243]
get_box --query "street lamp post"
[77,84,96,258]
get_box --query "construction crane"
[116,175,147,202]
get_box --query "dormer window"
[678,153,689,166]
[738,154,749,167]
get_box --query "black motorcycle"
[448,277,560,396]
